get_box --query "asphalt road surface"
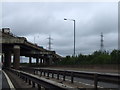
[0,63,2,89]
[2,71,11,89]
[0,69,2,90]
[36,68,119,88]
[20,67,119,89]
[48,73,119,88]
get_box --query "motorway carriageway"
[21,67,119,89]
[0,69,14,90]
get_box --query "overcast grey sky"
[1,2,118,56]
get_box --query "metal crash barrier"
[6,68,70,90]
[33,68,120,89]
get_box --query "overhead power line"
[47,35,53,51]
[100,32,104,52]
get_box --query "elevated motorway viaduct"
[0,28,61,69]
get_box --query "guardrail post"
[94,73,98,90]
[44,70,46,76]
[52,71,54,78]
[21,76,24,81]
[63,71,66,81]
[32,81,35,87]
[29,79,31,85]
[47,70,49,77]
[45,87,49,90]
[17,72,19,77]
[34,70,36,75]
[22,76,24,80]
[71,72,74,83]
[40,70,42,77]
[36,70,38,75]
[37,84,41,90]
[19,74,21,78]
[18,72,20,77]
[57,71,59,80]
[23,76,26,81]
[25,77,27,83]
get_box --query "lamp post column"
[64,18,76,57]
[73,20,75,57]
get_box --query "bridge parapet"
[1,38,25,44]
[0,29,26,44]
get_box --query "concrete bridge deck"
[0,28,61,69]
[0,28,62,89]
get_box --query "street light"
[64,18,76,57]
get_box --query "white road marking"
[2,70,15,90]
[44,74,104,88]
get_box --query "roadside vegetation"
[56,49,120,65]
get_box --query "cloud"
[2,2,118,56]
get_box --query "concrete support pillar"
[44,58,48,66]
[40,58,43,66]
[43,58,45,65]
[40,58,42,66]
[1,54,4,63]
[46,58,49,65]
[42,58,44,65]
[29,57,32,65]
[36,57,39,65]
[48,55,52,65]
[4,50,11,68]
[13,45,20,69]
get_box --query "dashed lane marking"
[53,77,104,88]
[44,74,104,88]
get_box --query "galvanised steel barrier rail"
[33,68,120,89]
[6,68,70,90]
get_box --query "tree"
[110,49,119,64]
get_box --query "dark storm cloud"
[2,2,118,56]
